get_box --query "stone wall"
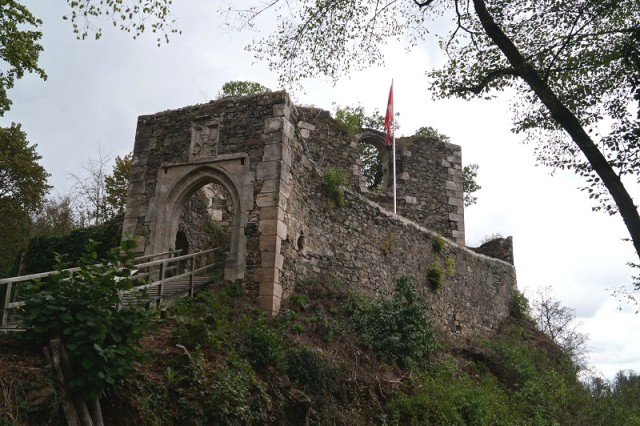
[281,122,516,340]
[123,91,516,341]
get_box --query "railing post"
[1,282,12,329]
[189,255,195,297]
[158,260,166,305]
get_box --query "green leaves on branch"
[349,276,436,368]
[323,166,348,208]
[0,1,46,117]
[216,81,271,99]
[0,124,50,212]
[17,239,151,400]
[63,0,180,45]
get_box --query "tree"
[104,153,132,218]
[227,0,640,265]
[462,164,481,207]
[531,286,588,369]
[0,124,50,277]
[0,124,50,212]
[69,146,112,226]
[216,81,271,99]
[0,1,46,117]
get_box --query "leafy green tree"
[216,80,271,99]
[462,164,481,207]
[18,240,151,413]
[0,124,50,211]
[104,153,132,217]
[0,1,46,117]
[0,124,50,276]
[228,0,640,263]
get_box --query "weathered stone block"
[254,267,280,284]
[256,161,282,181]
[264,117,283,133]
[258,219,287,238]
[260,206,285,221]
[273,103,291,119]
[259,235,281,253]
[261,251,285,270]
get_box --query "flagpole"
[392,79,397,215]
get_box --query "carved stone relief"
[190,119,221,160]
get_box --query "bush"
[323,167,348,208]
[17,239,150,400]
[350,276,436,367]
[427,264,444,290]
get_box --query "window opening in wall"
[359,142,383,190]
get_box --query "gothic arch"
[146,158,252,281]
[355,130,393,192]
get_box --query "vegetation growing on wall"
[322,167,348,208]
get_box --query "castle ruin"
[122,91,517,342]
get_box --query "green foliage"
[323,166,348,208]
[358,142,383,190]
[0,199,30,277]
[172,289,232,351]
[0,124,50,211]
[169,350,272,425]
[388,358,510,425]
[0,4,46,116]
[427,264,444,291]
[415,126,451,143]
[63,0,179,45]
[432,234,445,254]
[285,345,343,394]
[104,153,132,217]
[21,215,122,274]
[445,256,456,277]
[17,239,151,400]
[463,163,482,207]
[217,80,271,98]
[241,320,285,369]
[334,105,386,189]
[349,276,436,367]
[380,232,393,255]
[333,104,385,136]
[510,290,531,319]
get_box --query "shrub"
[432,234,445,254]
[241,320,285,369]
[427,264,444,290]
[510,290,531,319]
[17,239,151,400]
[350,276,436,367]
[323,167,348,208]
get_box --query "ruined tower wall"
[281,116,516,340]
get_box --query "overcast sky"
[5,1,640,379]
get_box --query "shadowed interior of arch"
[174,181,234,279]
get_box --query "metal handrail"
[1,248,219,331]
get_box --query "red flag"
[384,83,393,145]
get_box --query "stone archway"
[355,130,393,193]
[143,155,252,281]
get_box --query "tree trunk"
[45,338,104,426]
[472,0,640,260]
